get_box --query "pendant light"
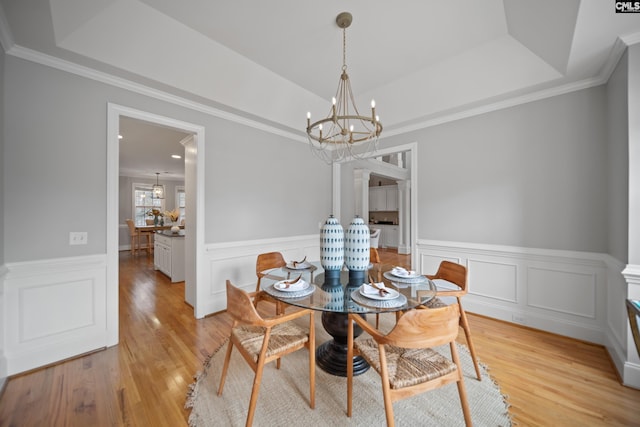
[152,172,165,199]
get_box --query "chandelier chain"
[342,28,347,71]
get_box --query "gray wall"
[0,37,6,391]
[606,50,629,263]
[628,44,640,266]
[3,55,331,262]
[0,42,5,265]
[354,86,609,253]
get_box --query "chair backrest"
[256,252,287,277]
[226,280,266,326]
[378,304,460,349]
[370,228,381,238]
[370,247,381,264]
[125,219,137,236]
[430,261,467,292]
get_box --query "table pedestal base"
[316,311,369,377]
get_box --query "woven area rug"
[186,314,512,427]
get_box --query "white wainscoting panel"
[0,265,6,382]
[417,240,608,345]
[468,258,518,303]
[527,266,596,318]
[2,255,108,375]
[203,235,320,315]
[621,264,640,389]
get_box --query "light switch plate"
[69,232,88,245]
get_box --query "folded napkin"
[288,261,310,269]
[362,282,388,295]
[280,278,307,291]
[392,266,416,277]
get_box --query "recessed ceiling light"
[118,134,123,139]
[171,154,182,159]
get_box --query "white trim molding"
[202,235,320,315]
[417,240,640,389]
[1,255,108,375]
[622,263,640,388]
[417,240,608,342]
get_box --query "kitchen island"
[154,230,185,282]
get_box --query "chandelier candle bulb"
[307,112,311,128]
[332,97,337,121]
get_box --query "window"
[176,186,186,223]
[133,183,164,226]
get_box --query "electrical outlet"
[512,314,526,324]
[69,232,88,245]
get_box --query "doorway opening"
[106,103,206,346]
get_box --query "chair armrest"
[349,313,386,342]
[264,307,314,327]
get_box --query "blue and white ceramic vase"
[320,215,344,279]
[345,216,370,284]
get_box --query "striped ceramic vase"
[345,215,370,271]
[320,215,344,274]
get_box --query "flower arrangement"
[164,208,180,222]
[146,208,163,218]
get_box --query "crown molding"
[6,44,306,144]
[382,75,603,139]
[2,30,630,144]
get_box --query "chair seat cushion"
[355,339,457,389]
[232,323,309,362]
[422,297,446,308]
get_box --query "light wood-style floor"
[0,249,639,426]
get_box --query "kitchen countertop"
[157,230,185,237]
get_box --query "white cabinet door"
[387,225,399,247]
[385,186,398,211]
[369,187,385,211]
[369,185,399,211]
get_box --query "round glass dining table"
[260,263,436,377]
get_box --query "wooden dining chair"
[347,304,472,427]
[125,219,152,255]
[125,219,139,255]
[217,280,315,427]
[254,251,288,313]
[425,261,481,380]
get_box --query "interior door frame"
[106,103,206,345]
[336,142,418,268]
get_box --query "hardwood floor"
[0,250,639,426]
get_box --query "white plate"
[359,286,400,300]
[390,270,420,279]
[286,261,312,270]
[274,279,310,292]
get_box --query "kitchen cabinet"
[377,224,399,248]
[154,231,185,282]
[369,185,398,211]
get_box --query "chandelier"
[152,172,165,199]
[306,12,382,164]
